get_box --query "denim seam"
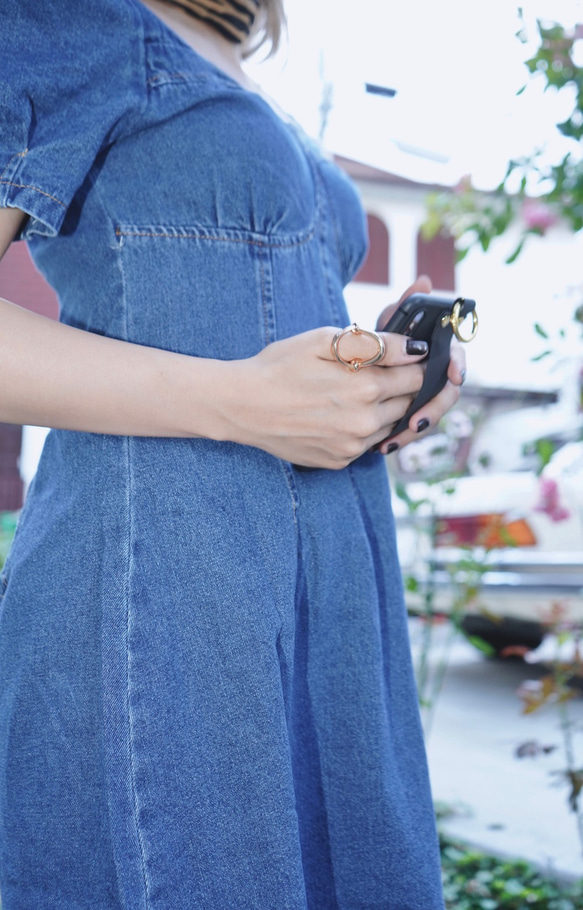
[1,147,67,208]
[274,463,300,636]
[114,231,152,906]
[0,148,28,182]
[318,167,350,287]
[313,168,346,327]
[279,463,299,533]
[146,73,210,86]
[289,125,326,235]
[260,255,270,346]
[114,227,316,249]
[125,436,153,907]
[0,179,67,208]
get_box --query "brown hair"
[244,0,286,59]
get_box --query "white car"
[392,440,583,654]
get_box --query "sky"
[246,0,583,189]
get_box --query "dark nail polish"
[385,442,399,454]
[460,369,467,385]
[416,418,430,433]
[406,339,429,356]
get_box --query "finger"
[391,377,462,447]
[375,274,433,332]
[355,398,415,454]
[377,331,429,367]
[376,363,425,403]
[397,273,432,305]
[326,325,429,369]
[447,339,467,387]
[375,302,398,332]
[377,419,430,455]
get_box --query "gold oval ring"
[441,299,479,343]
[331,323,386,372]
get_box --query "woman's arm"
[0,207,460,468]
[0,210,237,439]
[0,207,26,259]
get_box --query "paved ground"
[407,618,583,883]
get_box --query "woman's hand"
[220,329,425,468]
[220,275,466,469]
[217,274,427,469]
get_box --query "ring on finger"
[331,323,386,373]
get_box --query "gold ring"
[440,299,478,343]
[331,323,386,372]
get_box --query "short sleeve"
[0,0,144,239]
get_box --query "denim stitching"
[0,147,66,207]
[0,180,66,207]
[125,436,153,907]
[116,231,152,907]
[313,166,346,327]
[115,227,315,249]
[260,256,271,345]
[146,73,210,85]
[0,148,28,182]
[318,167,350,286]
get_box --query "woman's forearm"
[0,295,230,438]
[0,208,230,438]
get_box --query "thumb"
[397,274,432,304]
[376,275,433,330]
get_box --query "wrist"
[175,355,253,445]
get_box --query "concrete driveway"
[408,618,583,882]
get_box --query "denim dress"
[0,2,444,907]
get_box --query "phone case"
[382,294,476,439]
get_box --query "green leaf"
[534,322,549,338]
[466,636,497,657]
[505,238,526,264]
[531,350,552,361]
[535,438,555,471]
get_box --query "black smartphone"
[380,293,476,439]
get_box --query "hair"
[243,0,287,59]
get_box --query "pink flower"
[522,201,558,234]
[534,477,571,522]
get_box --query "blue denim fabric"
[0,2,445,907]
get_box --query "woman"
[0,1,463,906]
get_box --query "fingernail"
[406,339,429,356]
[416,418,430,433]
[385,442,399,454]
[460,369,467,385]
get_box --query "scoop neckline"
[135,0,311,147]
[136,0,261,90]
